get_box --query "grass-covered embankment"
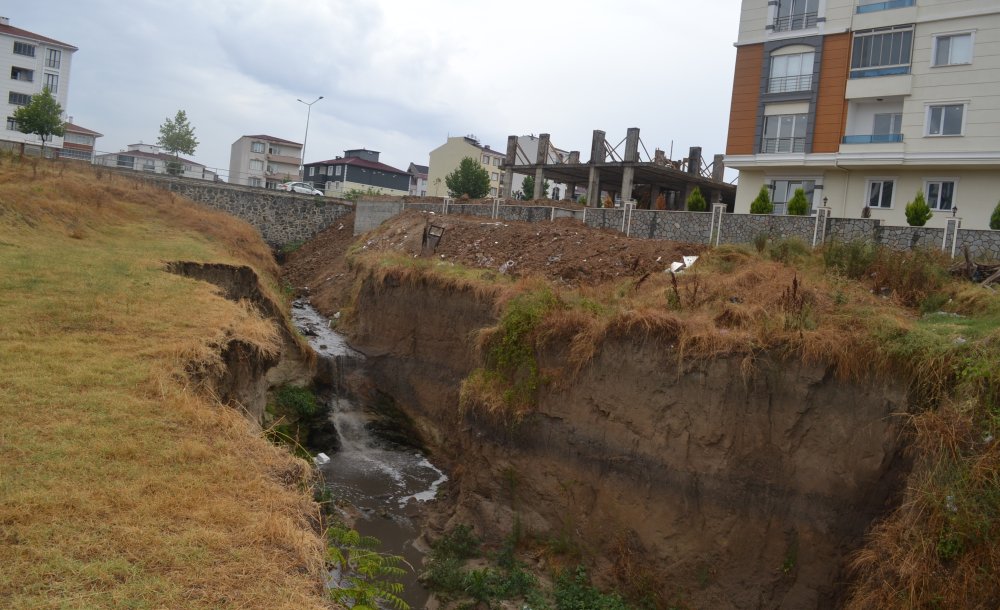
[0,159,327,609]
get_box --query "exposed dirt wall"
[347,273,912,609]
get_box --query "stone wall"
[956,229,1000,260]
[828,218,879,244]
[876,226,946,252]
[628,210,713,243]
[718,214,818,246]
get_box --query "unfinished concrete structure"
[502,128,736,209]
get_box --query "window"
[851,26,913,78]
[491,172,498,181]
[865,179,894,208]
[44,73,58,94]
[768,51,814,93]
[248,177,262,187]
[10,67,33,82]
[926,104,964,136]
[933,33,973,66]
[335,165,342,176]
[771,179,815,214]
[13,42,35,57]
[319,166,327,175]
[925,180,955,210]
[116,154,135,168]
[64,132,94,146]
[59,148,92,161]
[857,0,914,14]
[266,164,276,174]
[46,49,61,69]
[308,166,315,176]
[8,92,32,106]
[490,187,497,197]
[761,114,808,153]
[249,159,264,171]
[774,0,818,31]
[493,158,500,166]
[481,154,489,164]
[250,141,265,153]
[6,116,18,131]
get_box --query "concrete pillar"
[621,167,635,203]
[587,167,600,207]
[687,146,702,175]
[711,154,725,182]
[589,130,606,164]
[568,151,580,164]
[502,135,517,199]
[565,183,577,201]
[533,133,550,199]
[619,127,640,203]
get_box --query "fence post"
[710,203,726,246]
[812,206,831,248]
[943,216,961,258]
[492,198,501,219]
[443,197,452,215]
[623,200,636,236]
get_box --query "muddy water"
[291,301,444,607]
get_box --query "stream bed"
[292,301,445,607]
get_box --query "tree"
[750,185,773,214]
[990,200,1000,230]
[157,110,198,175]
[905,190,933,226]
[519,175,550,200]
[12,87,64,156]
[444,157,490,198]
[786,188,809,215]
[686,186,707,211]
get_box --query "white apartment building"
[94,143,217,181]
[511,134,570,200]
[0,16,75,153]
[229,135,302,188]
[427,136,506,198]
[726,0,1000,229]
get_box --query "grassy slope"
[0,160,327,609]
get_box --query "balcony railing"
[857,0,914,14]
[761,137,806,153]
[767,74,813,93]
[841,134,904,144]
[849,65,910,79]
[772,12,818,32]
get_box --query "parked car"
[277,181,323,196]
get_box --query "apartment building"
[726,0,1000,228]
[95,143,216,181]
[407,162,428,196]
[304,149,409,197]
[511,134,570,199]
[229,135,302,188]
[60,121,102,162]
[1,16,76,153]
[427,136,505,197]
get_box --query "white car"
[278,181,323,196]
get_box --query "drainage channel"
[291,300,445,607]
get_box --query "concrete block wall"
[354,201,405,236]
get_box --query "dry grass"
[0,159,329,609]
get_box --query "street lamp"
[297,95,323,180]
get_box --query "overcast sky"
[14,0,742,180]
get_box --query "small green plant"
[685,186,707,212]
[768,238,810,264]
[327,524,411,610]
[752,233,769,253]
[749,185,773,214]
[823,240,876,279]
[578,195,587,205]
[553,566,630,610]
[272,385,318,417]
[990,200,1000,230]
[786,188,809,215]
[280,240,305,255]
[905,190,933,226]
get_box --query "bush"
[905,190,933,226]
[554,567,629,610]
[768,238,810,264]
[272,385,318,417]
[750,185,773,214]
[991,200,1000,230]
[823,240,876,279]
[786,188,809,215]
[686,186,707,211]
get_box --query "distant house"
[94,143,216,181]
[229,135,302,188]
[59,121,102,162]
[407,162,428,196]
[427,136,504,198]
[0,16,77,155]
[511,134,570,199]
[304,149,409,198]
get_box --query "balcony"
[266,152,301,166]
[761,137,806,153]
[857,0,913,13]
[772,12,817,32]
[841,134,903,144]
[767,74,813,94]
[850,65,910,79]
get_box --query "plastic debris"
[499,260,516,274]
[314,452,331,466]
[667,255,698,274]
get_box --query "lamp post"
[297,96,323,181]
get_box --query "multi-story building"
[726,0,1000,228]
[95,143,217,181]
[59,121,101,162]
[229,135,302,188]
[427,136,505,198]
[407,162,428,196]
[305,149,410,197]
[1,16,76,153]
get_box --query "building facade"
[95,143,217,181]
[1,16,76,153]
[510,134,570,199]
[407,162,428,196]
[229,135,302,188]
[305,149,410,197]
[726,0,1000,228]
[427,136,505,198]
[59,121,101,161]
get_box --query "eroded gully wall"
[348,274,910,609]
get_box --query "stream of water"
[291,301,445,607]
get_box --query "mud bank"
[346,271,911,609]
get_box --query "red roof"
[63,122,103,137]
[0,24,77,50]
[242,134,301,146]
[309,156,407,175]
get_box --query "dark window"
[46,49,61,69]
[8,92,32,106]
[774,0,818,31]
[851,26,913,77]
[13,42,35,57]
[867,180,894,208]
[10,67,33,82]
